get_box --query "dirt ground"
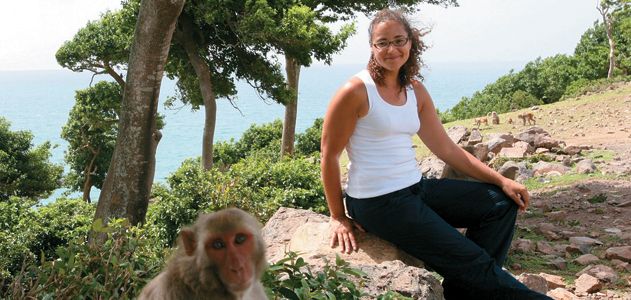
[507,83,631,297]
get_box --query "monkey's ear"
[180,229,197,256]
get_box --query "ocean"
[0,62,524,201]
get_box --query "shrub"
[3,219,168,299]
[0,117,63,201]
[295,118,323,156]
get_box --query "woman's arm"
[413,81,529,211]
[321,78,367,254]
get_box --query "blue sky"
[0,0,601,70]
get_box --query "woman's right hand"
[329,216,365,254]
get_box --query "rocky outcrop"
[262,207,443,299]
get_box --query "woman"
[320,9,551,299]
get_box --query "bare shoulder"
[328,76,368,117]
[410,79,431,110]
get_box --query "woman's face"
[370,20,411,73]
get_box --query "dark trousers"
[345,177,552,299]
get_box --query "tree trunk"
[281,56,301,157]
[174,14,217,170]
[599,4,616,78]
[82,148,99,203]
[93,0,185,231]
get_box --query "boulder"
[512,239,535,254]
[532,162,570,177]
[486,137,513,154]
[605,246,631,262]
[534,135,561,149]
[498,141,533,158]
[576,264,618,283]
[467,128,483,146]
[575,159,596,174]
[498,161,520,180]
[420,156,447,179]
[568,236,603,247]
[574,274,602,294]
[563,145,582,155]
[262,208,443,299]
[472,143,489,162]
[538,273,566,289]
[446,126,468,144]
[516,273,548,294]
[574,254,599,266]
[547,288,578,300]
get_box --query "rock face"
[262,207,443,299]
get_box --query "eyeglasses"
[372,37,409,49]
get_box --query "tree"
[0,117,63,201]
[93,0,185,228]
[61,82,121,203]
[597,0,631,78]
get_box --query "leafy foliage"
[295,118,323,156]
[61,81,121,196]
[263,252,367,299]
[0,117,63,201]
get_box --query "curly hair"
[367,9,428,89]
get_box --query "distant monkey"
[507,117,514,125]
[490,111,499,125]
[474,117,488,128]
[517,112,536,126]
[139,208,267,300]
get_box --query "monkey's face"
[205,229,257,292]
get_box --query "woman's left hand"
[500,178,529,212]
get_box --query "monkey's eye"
[235,234,247,245]
[211,240,225,249]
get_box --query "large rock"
[498,161,520,180]
[575,159,596,174]
[568,236,603,247]
[538,273,566,289]
[532,162,570,177]
[420,156,447,179]
[574,274,602,294]
[486,137,513,154]
[574,254,599,266]
[472,143,489,162]
[534,135,561,149]
[547,287,578,300]
[516,273,548,294]
[576,264,618,283]
[467,128,483,146]
[262,208,443,299]
[514,127,549,145]
[446,126,468,144]
[605,246,631,262]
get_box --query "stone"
[498,161,520,180]
[446,126,468,144]
[547,288,577,300]
[535,147,550,154]
[568,236,603,247]
[546,257,567,270]
[566,244,589,255]
[605,246,631,262]
[604,228,621,234]
[516,273,548,294]
[262,208,443,299]
[472,143,489,162]
[467,128,483,145]
[420,156,447,179]
[536,241,558,255]
[611,259,631,272]
[575,159,597,174]
[538,273,566,289]
[576,264,618,283]
[513,239,535,254]
[574,274,602,294]
[498,141,534,158]
[574,254,599,265]
[534,135,561,149]
[486,137,513,154]
[532,161,570,177]
[537,223,561,240]
[563,145,582,155]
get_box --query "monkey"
[517,112,536,126]
[507,117,514,125]
[473,117,488,128]
[489,111,500,125]
[138,208,267,300]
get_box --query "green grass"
[522,172,625,191]
[583,149,616,162]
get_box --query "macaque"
[489,111,500,125]
[474,117,488,128]
[517,112,536,126]
[139,208,267,300]
[507,117,514,125]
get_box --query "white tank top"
[345,70,422,198]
